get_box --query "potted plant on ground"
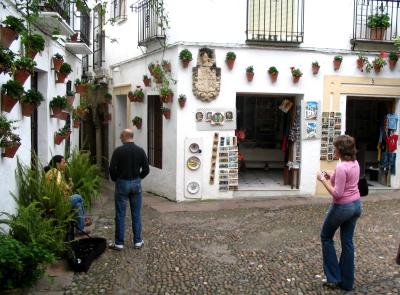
[52,53,64,72]
[54,125,71,145]
[0,16,26,49]
[1,80,24,112]
[160,84,173,103]
[311,61,320,75]
[0,47,15,75]
[290,67,303,83]
[132,116,142,129]
[388,52,398,70]
[372,56,387,73]
[161,106,171,119]
[179,48,193,68]
[178,94,186,108]
[19,89,44,117]
[1,132,21,158]
[56,62,72,83]
[13,56,36,85]
[66,90,75,106]
[162,60,171,72]
[21,33,45,60]
[104,92,112,104]
[74,79,89,94]
[246,66,254,81]
[333,55,343,71]
[226,51,236,70]
[367,12,390,40]
[143,74,151,87]
[50,95,68,118]
[268,66,279,82]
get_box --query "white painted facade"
[1,1,83,215]
[101,0,400,201]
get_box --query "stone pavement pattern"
[33,182,400,294]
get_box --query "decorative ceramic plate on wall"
[187,181,200,194]
[189,143,200,153]
[187,156,201,170]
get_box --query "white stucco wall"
[1,4,82,215]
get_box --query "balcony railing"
[42,0,71,25]
[136,0,166,46]
[352,0,400,43]
[246,0,304,44]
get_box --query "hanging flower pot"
[181,60,190,68]
[54,134,64,145]
[135,121,142,129]
[75,83,88,94]
[73,119,81,128]
[21,102,35,117]
[25,48,37,60]
[143,76,151,87]
[292,76,301,83]
[52,56,64,72]
[51,106,63,118]
[179,49,193,68]
[356,58,365,70]
[389,59,397,70]
[246,66,254,82]
[311,62,320,75]
[56,72,67,83]
[226,59,235,70]
[14,69,30,85]
[2,143,21,158]
[162,61,171,72]
[269,72,278,82]
[1,94,18,113]
[333,56,343,71]
[70,33,78,42]
[0,26,18,49]
[225,51,236,70]
[162,108,171,119]
[160,93,173,103]
[58,111,70,121]
[66,95,74,106]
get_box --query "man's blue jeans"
[320,200,362,291]
[114,179,142,246]
[70,194,85,231]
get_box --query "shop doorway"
[236,95,298,189]
[346,97,397,188]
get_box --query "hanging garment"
[380,152,396,175]
[288,112,300,143]
[385,134,398,152]
[387,113,398,131]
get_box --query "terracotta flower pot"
[25,48,37,60]
[53,57,64,72]
[312,65,320,75]
[14,69,31,85]
[370,27,386,40]
[135,121,142,129]
[389,59,397,70]
[56,72,67,83]
[2,143,21,158]
[292,76,301,83]
[21,102,35,117]
[161,93,173,103]
[181,60,190,68]
[333,60,342,71]
[373,64,381,74]
[51,106,63,118]
[0,26,18,49]
[75,84,88,94]
[70,33,78,42]
[128,94,135,102]
[357,59,364,70]
[162,63,171,72]
[269,72,278,83]
[178,99,186,108]
[1,94,18,112]
[66,95,74,106]
[246,72,254,82]
[54,134,64,145]
[143,78,151,87]
[59,111,70,121]
[163,110,171,119]
[73,120,81,128]
[226,59,235,70]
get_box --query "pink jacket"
[330,160,361,204]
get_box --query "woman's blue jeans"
[114,179,142,246]
[70,194,85,231]
[320,199,362,291]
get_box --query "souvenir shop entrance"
[236,95,298,189]
[346,97,397,188]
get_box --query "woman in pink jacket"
[317,135,362,291]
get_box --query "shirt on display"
[387,113,398,130]
[385,134,398,152]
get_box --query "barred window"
[93,4,105,70]
[111,0,126,20]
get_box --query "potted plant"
[19,90,44,117]
[179,48,193,68]
[128,86,144,102]
[56,62,72,83]
[161,106,171,119]
[268,66,279,82]
[388,52,398,70]
[0,114,17,138]
[143,74,151,87]
[54,125,71,145]
[148,62,155,75]
[104,92,112,104]
[290,67,303,83]
[50,95,68,117]
[72,109,81,128]
[311,61,320,75]
[178,94,186,108]
[162,60,171,72]
[74,79,89,93]
[66,90,75,106]
[372,56,387,73]
[367,12,390,40]
[13,56,36,85]
[75,104,89,118]
[1,80,24,112]
[1,132,21,158]
[0,47,15,75]
[152,64,164,84]
[160,84,173,103]
[0,16,26,49]
[52,53,64,72]
[246,66,254,82]
[356,55,368,71]
[226,51,236,70]
[21,33,45,60]
[333,55,343,71]
[132,116,142,129]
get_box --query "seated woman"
[44,155,91,236]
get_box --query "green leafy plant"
[334,55,343,62]
[268,66,279,74]
[290,67,303,77]
[226,51,236,61]
[1,79,24,98]
[367,13,390,28]
[21,33,45,52]
[54,53,63,60]
[372,56,387,68]
[104,92,112,99]
[0,114,17,135]
[74,78,87,86]
[160,84,172,97]
[56,125,71,136]
[1,15,26,34]
[66,89,74,97]
[312,61,319,67]
[133,86,144,98]
[388,52,398,61]
[178,94,186,101]
[143,74,150,80]
[161,106,170,112]
[50,95,67,109]
[246,66,254,73]
[179,48,193,61]
[132,116,142,125]
[59,62,72,75]
[14,56,36,73]
[0,131,20,148]
[20,89,44,106]
[0,47,15,73]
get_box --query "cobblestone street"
[57,182,400,295]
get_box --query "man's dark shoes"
[323,281,340,289]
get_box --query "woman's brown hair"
[333,135,357,161]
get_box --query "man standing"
[109,129,150,250]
